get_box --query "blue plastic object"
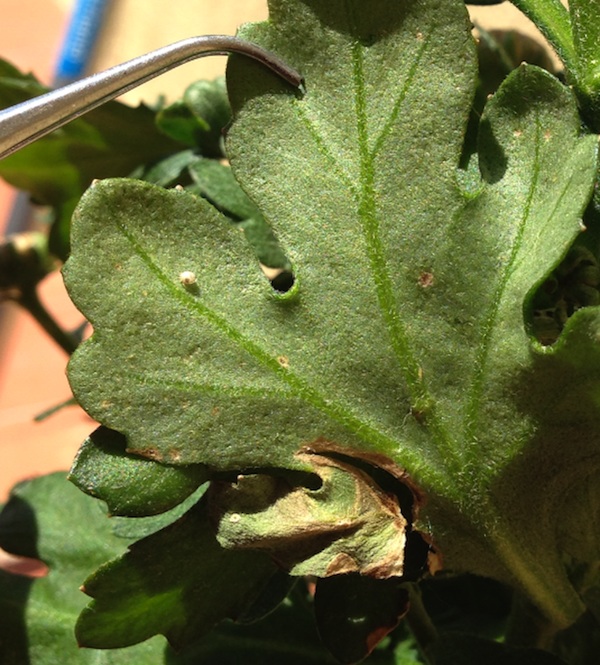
[54,0,110,86]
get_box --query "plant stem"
[504,591,559,651]
[17,288,79,355]
[406,584,438,663]
[510,0,577,75]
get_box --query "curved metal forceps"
[0,35,303,160]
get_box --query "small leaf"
[0,473,171,664]
[156,101,210,147]
[137,149,200,188]
[69,426,208,516]
[187,158,291,269]
[569,0,600,125]
[155,78,231,158]
[184,78,232,156]
[0,57,45,107]
[108,483,207,541]
[76,498,279,650]
[188,157,261,220]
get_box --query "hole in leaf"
[527,244,600,346]
[301,444,421,521]
[270,269,295,293]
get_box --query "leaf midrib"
[111,210,445,484]
[350,39,457,471]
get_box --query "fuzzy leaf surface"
[65,0,599,627]
[76,499,278,650]
[69,426,207,517]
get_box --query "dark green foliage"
[3,0,600,663]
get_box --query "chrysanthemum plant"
[2,0,600,663]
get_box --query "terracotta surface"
[0,2,556,501]
[0,0,84,501]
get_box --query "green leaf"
[0,58,45,107]
[137,149,200,188]
[64,0,599,635]
[188,157,261,220]
[75,498,278,649]
[156,78,231,157]
[69,426,207,517]
[187,157,292,269]
[570,0,600,74]
[156,100,209,147]
[0,473,171,664]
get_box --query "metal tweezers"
[0,35,303,160]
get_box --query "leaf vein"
[463,115,543,450]
[371,29,433,160]
[294,102,359,201]
[111,212,440,476]
[351,40,454,468]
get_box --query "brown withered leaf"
[208,447,433,579]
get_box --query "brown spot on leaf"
[277,355,290,369]
[418,271,434,288]
[128,447,163,462]
[168,449,182,463]
[326,552,359,575]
